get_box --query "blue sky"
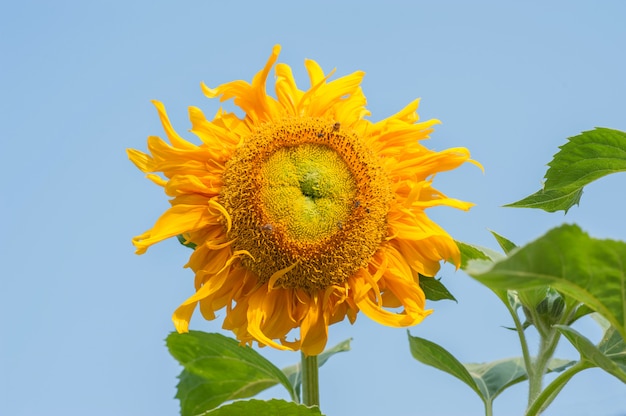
[2,1,625,415]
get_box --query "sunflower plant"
[129,46,626,415]
[410,127,626,415]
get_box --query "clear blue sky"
[2,1,625,415]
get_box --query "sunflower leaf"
[456,241,503,270]
[466,224,626,342]
[505,128,626,213]
[177,234,197,250]
[555,325,626,383]
[408,333,574,405]
[407,333,483,400]
[488,230,517,254]
[282,338,351,403]
[419,276,457,302]
[200,399,322,416]
[570,304,595,325]
[167,331,297,415]
[456,241,509,302]
[464,357,574,402]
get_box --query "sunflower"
[129,45,478,356]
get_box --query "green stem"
[505,299,533,381]
[528,328,560,406]
[484,399,494,416]
[301,352,320,407]
[526,307,578,410]
[525,361,590,416]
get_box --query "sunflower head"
[222,117,392,292]
[128,45,479,355]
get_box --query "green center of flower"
[300,171,323,199]
[260,144,356,242]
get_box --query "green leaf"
[419,275,457,302]
[466,224,626,342]
[555,325,626,383]
[281,339,351,403]
[408,333,483,399]
[456,241,503,270]
[464,358,528,402]
[464,357,573,402]
[506,128,626,212]
[591,312,612,332]
[202,399,322,416]
[506,189,583,213]
[457,241,510,303]
[177,234,197,250]
[489,230,517,254]
[167,331,297,415]
[598,327,626,369]
[408,333,573,404]
[570,303,595,325]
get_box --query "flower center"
[259,144,356,242]
[221,117,391,290]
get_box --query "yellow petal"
[132,204,211,254]
[152,100,196,150]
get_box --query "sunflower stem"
[505,294,534,381]
[525,361,591,416]
[301,352,320,407]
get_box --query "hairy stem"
[526,306,578,411]
[526,361,590,416]
[505,298,534,381]
[527,330,560,406]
